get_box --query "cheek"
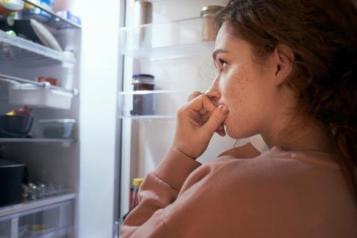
[220,65,249,109]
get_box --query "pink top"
[120,146,357,238]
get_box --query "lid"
[132,178,144,187]
[0,158,25,168]
[39,119,76,124]
[132,74,155,84]
[200,5,224,17]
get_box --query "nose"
[205,77,221,106]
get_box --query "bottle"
[131,74,155,115]
[130,178,144,210]
[200,5,224,41]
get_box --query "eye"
[218,58,229,70]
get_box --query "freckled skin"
[208,22,278,139]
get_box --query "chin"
[225,122,256,139]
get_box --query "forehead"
[214,22,254,58]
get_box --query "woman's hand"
[171,92,229,160]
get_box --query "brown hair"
[216,0,357,202]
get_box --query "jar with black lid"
[131,74,155,115]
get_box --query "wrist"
[170,146,196,160]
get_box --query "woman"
[120,0,357,237]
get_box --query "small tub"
[38,119,75,139]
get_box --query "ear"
[272,44,294,86]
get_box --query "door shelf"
[0,193,75,219]
[120,17,214,59]
[23,0,81,30]
[118,90,191,119]
[0,30,76,66]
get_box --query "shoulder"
[187,147,341,195]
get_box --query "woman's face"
[208,22,279,138]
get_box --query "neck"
[262,113,337,154]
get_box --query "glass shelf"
[22,0,81,29]
[120,17,215,59]
[0,193,75,218]
[0,138,74,144]
[0,30,76,66]
[118,90,191,119]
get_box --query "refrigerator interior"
[0,6,81,238]
[118,0,270,221]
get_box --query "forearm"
[120,148,201,237]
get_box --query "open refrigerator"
[117,0,239,226]
[0,1,81,237]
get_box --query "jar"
[200,5,224,41]
[134,0,152,25]
[134,0,153,47]
[131,74,155,115]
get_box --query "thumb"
[203,105,229,134]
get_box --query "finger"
[203,105,229,134]
[189,94,217,114]
[215,124,226,136]
[188,91,202,102]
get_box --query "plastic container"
[0,0,24,16]
[9,84,73,109]
[38,119,75,138]
[0,115,33,138]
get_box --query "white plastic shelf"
[120,17,215,59]
[0,30,76,66]
[0,138,74,144]
[0,193,75,219]
[118,90,191,119]
[0,73,78,95]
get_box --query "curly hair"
[216,0,357,202]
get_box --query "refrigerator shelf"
[0,73,78,95]
[0,138,74,144]
[118,90,192,118]
[0,193,75,219]
[0,30,76,66]
[120,17,214,59]
[23,0,81,30]
[119,115,176,120]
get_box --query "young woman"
[120,0,357,237]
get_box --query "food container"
[0,159,25,206]
[38,119,75,138]
[0,0,24,16]
[0,115,33,138]
[131,74,155,115]
[200,5,224,41]
[9,84,73,109]
[134,0,152,47]
[22,0,54,22]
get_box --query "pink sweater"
[120,146,357,238]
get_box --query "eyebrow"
[212,49,229,61]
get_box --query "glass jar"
[200,5,224,41]
[131,74,155,115]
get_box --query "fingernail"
[219,105,228,112]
